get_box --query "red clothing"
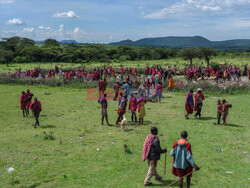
[155,84,162,96]
[129,96,137,112]
[217,103,223,113]
[194,92,205,111]
[20,94,26,110]
[172,140,193,177]
[25,91,33,107]
[142,134,158,162]
[30,100,42,111]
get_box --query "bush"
[13,56,27,64]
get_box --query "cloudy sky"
[0,0,250,43]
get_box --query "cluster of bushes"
[0,73,248,94]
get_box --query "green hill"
[110,36,250,49]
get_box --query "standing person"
[102,78,107,94]
[20,91,27,117]
[168,75,175,91]
[171,131,200,188]
[216,100,223,125]
[194,88,205,119]
[222,99,232,125]
[100,93,111,126]
[142,127,167,186]
[98,78,103,99]
[185,89,194,119]
[121,81,131,98]
[137,94,147,125]
[116,95,127,125]
[155,81,162,103]
[30,97,42,128]
[113,81,120,101]
[25,89,33,117]
[129,93,138,125]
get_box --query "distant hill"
[35,40,78,44]
[110,36,250,49]
[60,40,78,44]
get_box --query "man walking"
[194,88,205,119]
[30,97,42,128]
[100,93,111,126]
[142,127,167,186]
[171,131,200,188]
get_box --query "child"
[222,99,232,125]
[216,100,223,125]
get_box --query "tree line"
[0,36,249,67]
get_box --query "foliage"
[3,36,249,66]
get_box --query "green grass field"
[1,56,250,73]
[0,84,249,187]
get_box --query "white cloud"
[23,27,34,32]
[59,24,64,32]
[139,6,143,9]
[143,0,250,19]
[0,0,14,4]
[38,25,51,30]
[6,18,25,25]
[53,10,79,18]
[73,27,80,33]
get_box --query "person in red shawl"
[20,91,27,117]
[129,93,138,125]
[113,81,120,101]
[170,131,200,188]
[30,97,42,128]
[142,127,167,186]
[25,89,33,117]
[194,88,205,119]
[185,89,194,119]
[155,81,162,103]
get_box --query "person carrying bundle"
[170,131,200,188]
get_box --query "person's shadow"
[151,179,178,187]
[152,179,193,187]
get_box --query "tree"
[44,39,59,47]
[179,47,199,65]
[0,49,14,66]
[199,47,216,66]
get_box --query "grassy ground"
[0,84,249,187]
[0,56,250,73]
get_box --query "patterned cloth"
[142,134,158,162]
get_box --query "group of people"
[184,88,232,125]
[20,90,42,128]
[143,127,200,187]
[185,88,205,119]
[99,91,148,127]
[184,65,249,82]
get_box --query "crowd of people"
[184,65,249,82]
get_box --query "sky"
[0,0,250,43]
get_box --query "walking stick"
[166,169,199,187]
[164,152,167,175]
